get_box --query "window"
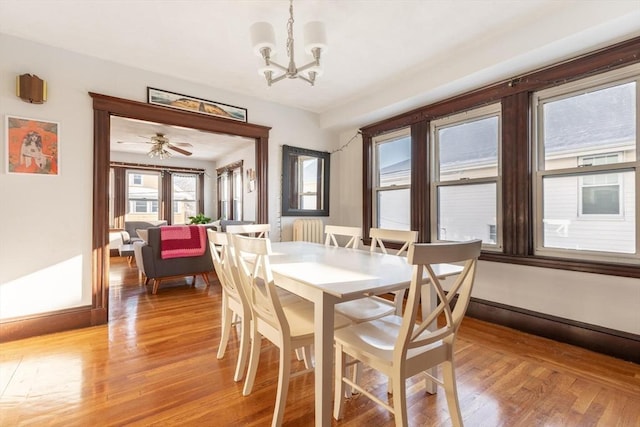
[217,161,243,221]
[125,170,160,221]
[431,104,502,248]
[172,173,198,224]
[533,66,638,260]
[373,128,411,230]
[362,40,640,276]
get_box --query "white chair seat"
[335,315,446,363]
[336,296,395,323]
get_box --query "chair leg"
[391,375,407,427]
[152,279,161,294]
[201,272,211,288]
[393,289,406,315]
[242,325,261,396]
[190,275,196,287]
[347,358,361,397]
[234,314,251,382]
[333,343,346,420]
[272,341,291,427]
[442,360,463,427]
[301,345,313,369]
[217,303,232,360]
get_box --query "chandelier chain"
[286,0,294,61]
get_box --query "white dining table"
[267,241,463,427]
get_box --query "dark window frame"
[361,36,640,278]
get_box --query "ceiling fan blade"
[117,140,151,144]
[171,142,193,147]
[167,143,192,156]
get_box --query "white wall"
[334,129,640,335]
[0,34,335,319]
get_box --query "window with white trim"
[125,170,160,221]
[430,104,502,248]
[372,128,411,230]
[533,65,638,260]
[172,173,198,224]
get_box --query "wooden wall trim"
[465,297,640,364]
[0,306,97,343]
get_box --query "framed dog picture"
[5,115,59,175]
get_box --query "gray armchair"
[138,227,214,294]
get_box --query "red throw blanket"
[160,225,207,259]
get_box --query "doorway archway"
[91,92,270,324]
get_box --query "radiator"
[292,219,324,243]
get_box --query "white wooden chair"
[324,224,361,249]
[231,233,351,427]
[370,227,419,315]
[207,229,251,382]
[333,239,482,427]
[226,223,270,238]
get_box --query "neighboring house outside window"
[533,65,638,260]
[172,173,198,224]
[125,170,160,221]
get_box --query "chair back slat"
[231,234,289,335]
[324,225,362,249]
[369,228,418,256]
[395,240,482,358]
[207,229,248,306]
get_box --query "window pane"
[173,174,197,224]
[301,195,317,210]
[377,136,410,187]
[438,116,499,181]
[377,188,410,230]
[542,82,636,170]
[438,183,497,244]
[125,170,160,221]
[542,172,635,253]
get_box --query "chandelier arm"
[296,60,320,73]
[297,74,314,86]
[270,73,289,85]
[267,60,289,72]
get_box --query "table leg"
[314,292,335,427]
[421,283,438,394]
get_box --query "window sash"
[372,128,411,228]
[533,66,639,261]
[430,104,502,250]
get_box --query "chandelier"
[250,0,327,86]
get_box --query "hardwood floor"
[1,257,639,426]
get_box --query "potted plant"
[188,213,212,224]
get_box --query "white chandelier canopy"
[250,0,327,86]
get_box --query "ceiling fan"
[117,133,193,158]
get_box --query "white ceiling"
[2,0,639,159]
